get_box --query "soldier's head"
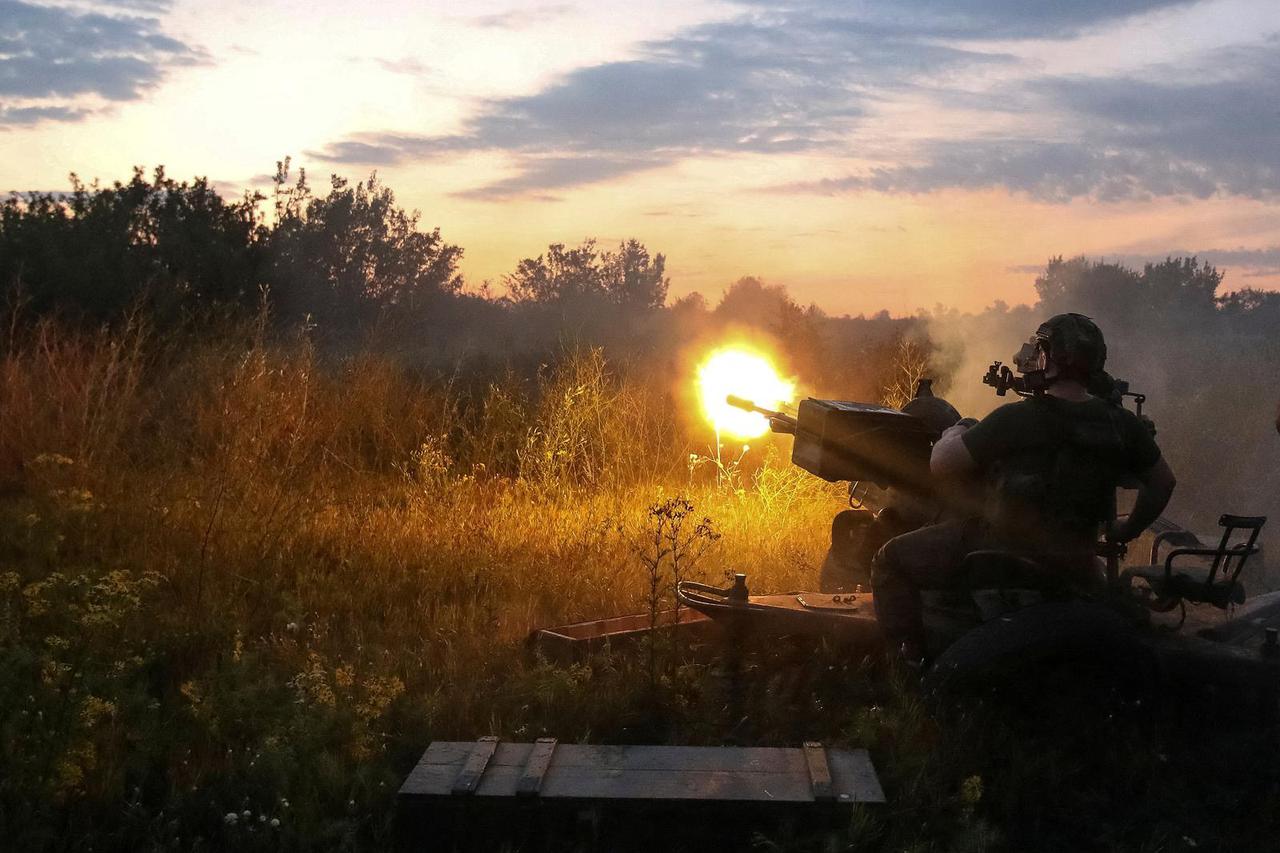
[1012,313,1106,385]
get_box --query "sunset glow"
[2,0,1278,313]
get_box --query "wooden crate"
[397,738,884,851]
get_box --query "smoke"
[923,286,1280,588]
[924,303,1039,420]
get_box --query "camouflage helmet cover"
[1035,313,1107,377]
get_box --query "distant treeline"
[3,163,1279,392]
[0,163,918,399]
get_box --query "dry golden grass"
[0,316,844,850]
[9,318,1274,853]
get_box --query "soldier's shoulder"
[1087,396,1142,424]
[990,398,1043,417]
[976,398,1043,428]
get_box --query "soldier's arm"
[931,422,978,478]
[1110,456,1177,543]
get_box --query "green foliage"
[0,167,265,322]
[267,159,464,328]
[505,237,669,309]
[1034,254,1225,327]
[0,161,464,335]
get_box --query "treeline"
[4,163,1280,400]
[1,162,464,330]
[0,163,913,398]
[0,162,671,329]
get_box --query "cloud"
[449,156,660,200]
[312,0,1266,202]
[1102,246,1280,273]
[89,0,174,9]
[374,57,435,77]
[730,0,1201,39]
[1007,247,1280,279]
[0,0,199,125]
[783,140,1233,202]
[305,133,469,166]
[780,41,1280,202]
[0,104,93,126]
[312,6,1008,195]
[467,3,576,30]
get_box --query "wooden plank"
[802,742,834,802]
[401,743,887,805]
[450,736,498,796]
[410,764,820,802]
[517,738,557,797]
[828,749,885,803]
[424,743,810,772]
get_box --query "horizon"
[3,0,1278,314]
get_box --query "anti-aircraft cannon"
[677,370,1278,705]
[727,381,965,594]
[531,361,1276,709]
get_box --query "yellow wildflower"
[179,680,202,705]
[79,696,117,727]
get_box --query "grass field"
[2,318,1277,852]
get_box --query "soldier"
[871,314,1178,664]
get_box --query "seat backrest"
[1207,514,1267,588]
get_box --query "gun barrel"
[726,395,797,434]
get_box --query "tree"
[602,239,669,310]
[266,161,463,327]
[1033,256,1141,323]
[1140,256,1221,320]
[0,166,265,322]
[504,239,603,303]
[1033,254,1223,328]
[505,238,668,310]
[880,337,932,409]
[714,276,794,326]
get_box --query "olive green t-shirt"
[960,395,1161,547]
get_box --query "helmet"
[1013,313,1106,381]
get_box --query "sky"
[2,0,1278,315]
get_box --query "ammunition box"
[791,398,937,490]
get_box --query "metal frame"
[1151,514,1265,607]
